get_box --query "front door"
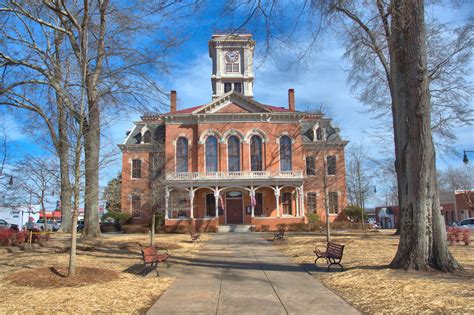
[226,191,243,224]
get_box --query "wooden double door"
[226,191,243,224]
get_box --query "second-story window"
[250,135,263,171]
[280,136,292,171]
[327,155,336,175]
[132,159,141,178]
[176,137,188,173]
[206,136,218,172]
[228,136,241,172]
[306,156,315,175]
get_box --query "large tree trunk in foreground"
[388,0,460,272]
[82,103,101,238]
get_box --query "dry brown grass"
[0,232,209,314]
[276,230,474,314]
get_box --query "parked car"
[455,218,474,231]
[0,219,16,230]
[34,219,59,232]
[77,219,85,232]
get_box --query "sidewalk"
[147,233,359,315]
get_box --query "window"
[304,128,314,141]
[205,136,218,172]
[254,193,263,216]
[307,193,317,213]
[132,159,141,178]
[228,136,241,172]
[143,130,151,143]
[225,63,239,73]
[327,155,336,175]
[132,195,141,217]
[316,127,323,140]
[234,82,242,93]
[329,192,338,214]
[282,192,292,215]
[206,194,216,217]
[176,137,188,172]
[306,156,315,176]
[250,135,263,171]
[280,136,292,171]
[224,82,232,93]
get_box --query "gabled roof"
[166,91,293,115]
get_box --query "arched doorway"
[226,191,243,224]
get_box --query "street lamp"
[463,150,474,164]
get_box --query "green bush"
[342,206,365,222]
[307,212,321,225]
[102,211,131,225]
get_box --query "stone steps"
[217,224,253,233]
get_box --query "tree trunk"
[58,103,72,232]
[388,0,459,271]
[82,102,101,238]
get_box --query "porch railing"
[166,170,303,181]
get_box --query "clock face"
[226,50,239,62]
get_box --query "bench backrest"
[326,242,344,258]
[141,246,157,258]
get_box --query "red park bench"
[314,241,345,272]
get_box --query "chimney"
[170,90,177,113]
[288,89,295,111]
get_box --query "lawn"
[0,232,209,314]
[275,229,474,314]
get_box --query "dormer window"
[234,82,242,93]
[224,82,232,93]
[224,82,242,93]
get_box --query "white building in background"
[0,205,40,228]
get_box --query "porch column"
[214,189,220,218]
[165,186,170,219]
[295,188,300,217]
[189,189,195,219]
[275,186,280,218]
[250,186,255,218]
[300,185,305,217]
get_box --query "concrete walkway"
[148,233,359,315]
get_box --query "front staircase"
[217,224,253,233]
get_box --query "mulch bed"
[6,266,118,288]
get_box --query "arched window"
[176,137,188,172]
[143,130,151,143]
[227,136,240,172]
[280,136,292,171]
[205,136,218,172]
[250,135,263,171]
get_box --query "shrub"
[307,213,321,225]
[334,211,349,222]
[259,225,270,232]
[447,227,471,246]
[342,206,365,222]
[276,224,288,231]
[288,223,305,232]
[0,230,29,246]
[101,211,131,225]
[121,224,149,234]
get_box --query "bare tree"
[439,165,474,211]
[0,0,197,238]
[346,143,374,229]
[222,0,469,272]
[13,156,59,232]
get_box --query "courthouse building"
[120,34,348,231]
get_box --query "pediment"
[193,91,271,114]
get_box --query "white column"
[295,189,300,217]
[275,186,280,218]
[300,185,305,217]
[165,186,170,219]
[250,186,255,218]
[189,189,195,219]
[214,189,220,218]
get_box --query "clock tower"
[209,34,255,99]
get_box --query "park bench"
[273,229,285,241]
[190,231,201,243]
[140,245,170,276]
[314,241,345,271]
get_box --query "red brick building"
[119,34,348,231]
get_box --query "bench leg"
[327,259,343,272]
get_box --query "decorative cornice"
[303,141,349,149]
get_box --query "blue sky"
[2,1,473,207]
